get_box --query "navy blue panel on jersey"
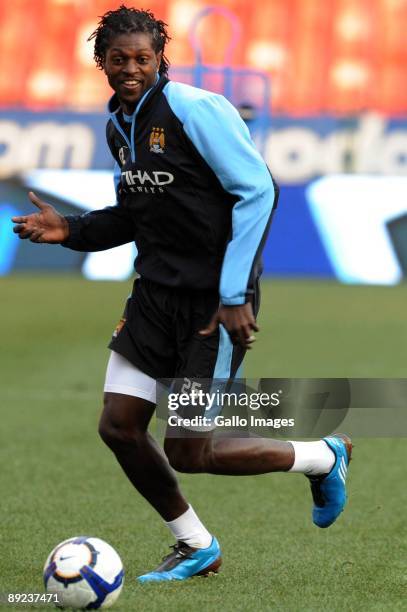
[63,75,278,302]
[163,81,275,305]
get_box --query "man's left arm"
[183,95,277,346]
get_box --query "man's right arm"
[62,204,134,252]
[12,187,135,252]
[63,161,135,252]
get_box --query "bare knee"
[98,412,141,451]
[164,438,212,473]
[98,393,153,452]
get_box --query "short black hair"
[88,5,171,75]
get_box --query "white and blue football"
[43,536,124,609]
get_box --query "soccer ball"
[43,536,124,609]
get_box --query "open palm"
[12,192,69,244]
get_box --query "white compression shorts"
[103,350,157,403]
[103,350,218,432]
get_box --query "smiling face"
[103,32,162,114]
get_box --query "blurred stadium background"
[1,2,407,610]
[1,0,407,283]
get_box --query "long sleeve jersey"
[63,74,279,306]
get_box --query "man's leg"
[99,392,188,521]
[99,351,221,583]
[163,434,338,476]
[164,431,352,529]
[99,393,222,582]
[164,434,294,475]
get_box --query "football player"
[12,6,352,583]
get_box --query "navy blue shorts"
[109,277,259,381]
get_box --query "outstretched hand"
[199,302,259,349]
[12,191,69,244]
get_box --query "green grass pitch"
[1,276,406,611]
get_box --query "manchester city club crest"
[118,146,128,165]
[149,127,165,153]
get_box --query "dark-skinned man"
[12,6,352,583]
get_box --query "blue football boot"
[308,434,352,528]
[137,537,221,583]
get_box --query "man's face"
[103,32,162,114]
